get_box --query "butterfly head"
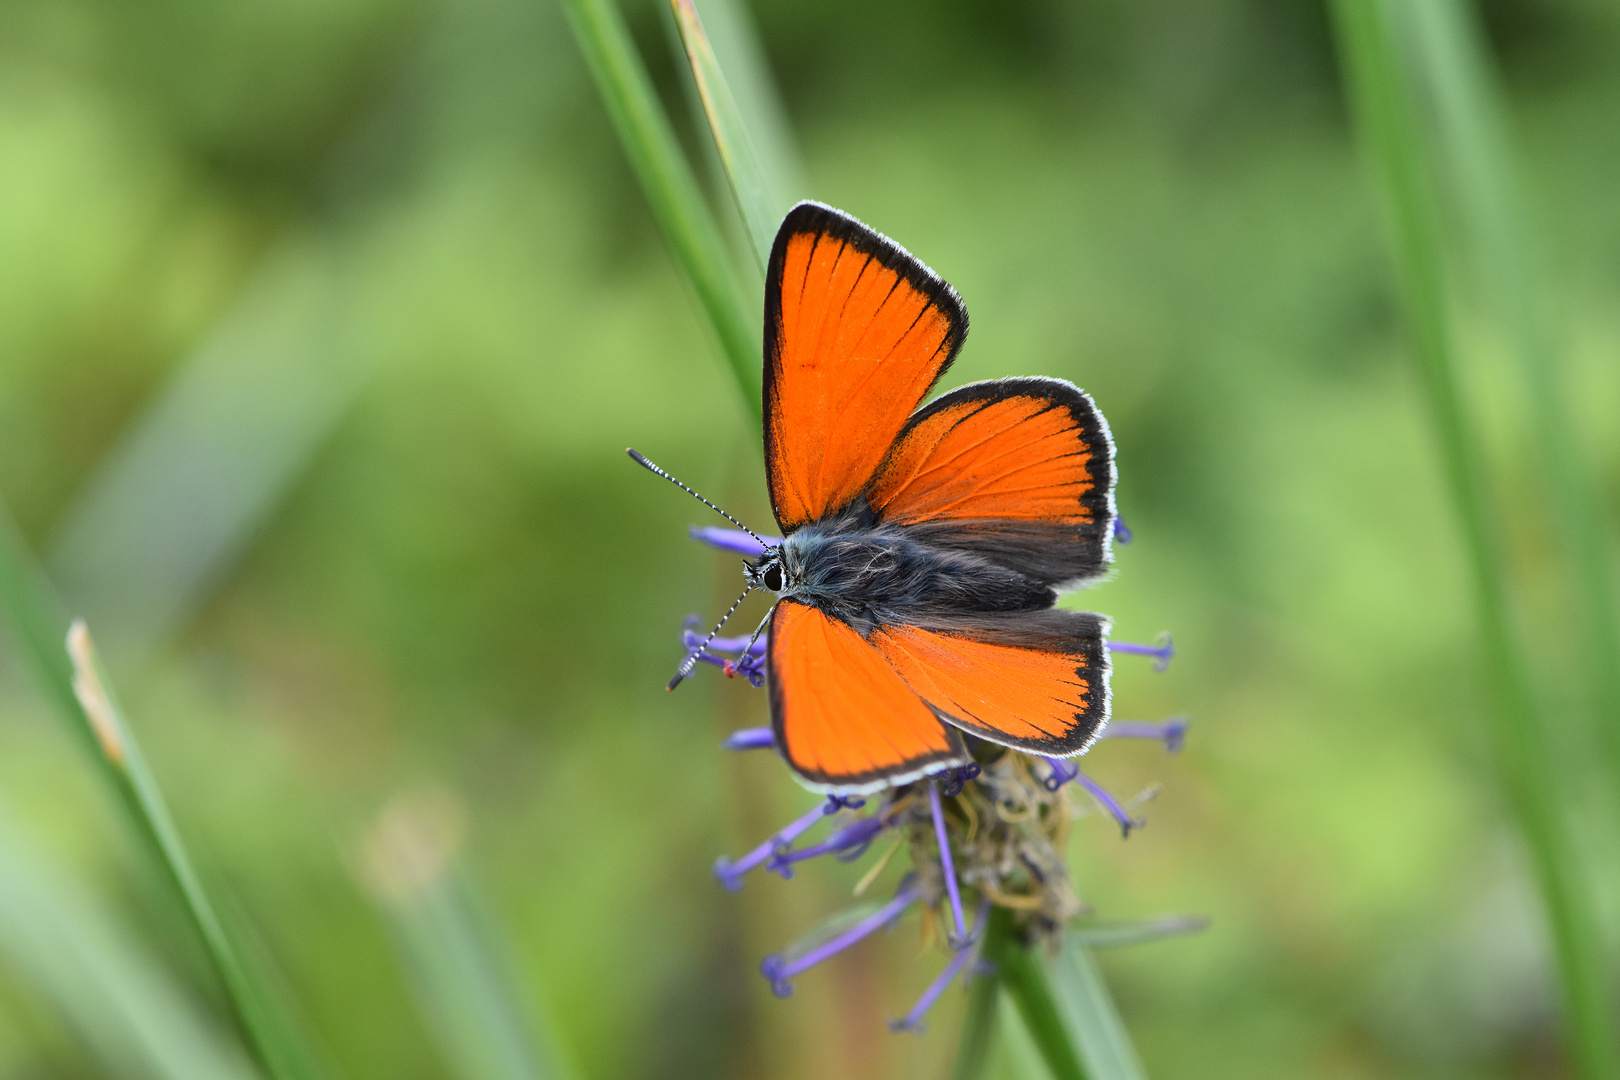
[745,547,790,595]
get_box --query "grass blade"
[360,790,571,1080]
[668,0,784,271]
[48,0,574,668]
[687,0,805,211]
[49,242,363,669]
[1067,915,1209,951]
[983,909,1089,1080]
[1329,3,1620,1076]
[1050,944,1147,1080]
[1393,0,1620,795]
[561,0,762,422]
[949,970,1000,1080]
[0,813,259,1080]
[0,504,322,1080]
[998,990,1056,1080]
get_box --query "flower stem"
[982,909,1089,1080]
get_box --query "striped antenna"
[668,584,755,691]
[626,448,766,545]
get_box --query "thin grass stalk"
[950,968,1001,1080]
[0,815,259,1080]
[667,0,782,272]
[686,0,806,209]
[1329,3,1620,1076]
[1394,0,1620,795]
[1052,944,1147,1080]
[0,506,320,1080]
[360,792,568,1080]
[560,0,762,422]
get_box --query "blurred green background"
[3,0,1620,1077]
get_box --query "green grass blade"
[1051,945,1147,1080]
[688,0,806,209]
[561,0,762,423]
[360,792,571,1080]
[668,0,784,271]
[979,901,1158,1080]
[1329,3,1620,1077]
[48,2,574,668]
[983,909,1089,1080]
[998,991,1055,1080]
[949,971,1000,1080]
[1393,0,1620,792]
[1066,915,1209,951]
[49,241,363,668]
[0,505,322,1080]
[0,814,259,1080]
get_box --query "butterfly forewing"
[764,202,968,532]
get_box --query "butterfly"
[640,201,1116,795]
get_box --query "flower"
[687,526,1185,1031]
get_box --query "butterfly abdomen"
[780,522,1055,632]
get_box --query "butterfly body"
[756,502,1059,633]
[732,203,1118,794]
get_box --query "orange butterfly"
[639,201,1116,795]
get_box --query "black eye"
[763,564,783,591]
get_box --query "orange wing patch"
[768,600,967,792]
[764,202,967,531]
[865,378,1116,588]
[868,379,1111,527]
[869,611,1109,756]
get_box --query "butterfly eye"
[763,564,783,592]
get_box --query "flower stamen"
[928,781,969,947]
[768,813,889,877]
[759,879,922,998]
[1103,716,1188,753]
[1106,632,1174,672]
[1074,771,1143,837]
[720,727,775,751]
[888,896,993,1034]
[714,800,837,891]
[689,525,780,555]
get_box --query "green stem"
[667,0,781,273]
[1330,3,1620,1077]
[560,0,762,424]
[984,910,1089,1080]
[1396,0,1620,804]
[0,506,319,1080]
[950,966,1001,1080]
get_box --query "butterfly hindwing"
[764,202,969,532]
[768,599,969,793]
[869,609,1110,757]
[865,377,1116,589]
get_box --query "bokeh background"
[3,0,1620,1077]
